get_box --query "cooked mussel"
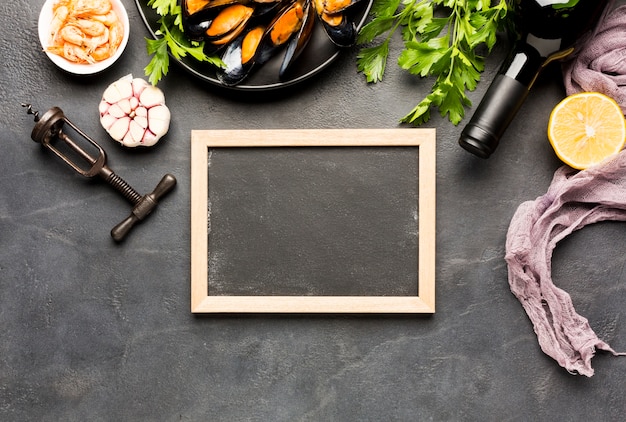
[279,0,315,79]
[312,0,356,47]
[182,0,366,86]
[253,0,289,18]
[317,0,363,14]
[255,0,307,65]
[216,25,266,85]
[204,4,254,41]
[319,13,356,47]
[182,0,244,40]
[197,3,255,55]
[182,0,212,16]
[217,0,313,85]
[183,0,289,53]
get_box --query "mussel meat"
[181,0,366,85]
[183,0,212,16]
[216,25,266,85]
[216,0,314,85]
[279,0,315,79]
[312,0,356,47]
[205,4,254,40]
[182,0,243,40]
[318,0,363,14]
[255,0,307,64]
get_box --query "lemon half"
[548,92,626,170]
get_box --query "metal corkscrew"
[22,104,177,242]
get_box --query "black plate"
[135,0,373,91]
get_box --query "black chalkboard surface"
[191,129,436,313]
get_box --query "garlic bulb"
[99,74,170,147]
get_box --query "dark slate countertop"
[2,1,625,420]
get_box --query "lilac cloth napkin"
[505,153,626,377]
[506,1,626,377]
[563,2,626,112]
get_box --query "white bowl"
[38,0,130,75]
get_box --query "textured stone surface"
[1,1,626,420]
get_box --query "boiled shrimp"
[45,0,123,65]
[63,42,96,63]
[49,5,69,41]
[90,10,118,26]
[91,45,112,62]
[73,0,112,17]
[108,19,123,49]
[72,18,107,37]
[59,24,89,47]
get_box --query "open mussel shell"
[183,0,251,17]
[216,25,266,86]
[182,11,212,41]
[253,0,288,18]
[197,3,256,55]
[204,4,255,41]
[317,0,364,14]
[255,0,307,65]
[182,0,212,17]
[319,13,356,47]
[217,0,311,85]
[279,0,315,80]
[185,0,288,54]
[182,0,242,40]
[182,0,283,32]
[312,0,357,47]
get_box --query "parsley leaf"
[148,0,178,17]
[144,0,223,85]
[356,41,390,83]
[145,37,169,85]
[357,0,510,125]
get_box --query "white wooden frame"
[191,129,436,313]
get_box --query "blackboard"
[190,129,436,313]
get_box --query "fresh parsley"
[357,0,510,125]
[144,0,223,85]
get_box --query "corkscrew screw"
[22,104,177,242]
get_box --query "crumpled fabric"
[505,0,626,378]
[506,152,626,377]
[563,1,626,112]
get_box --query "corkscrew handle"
[110,174,177,242]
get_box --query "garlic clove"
[135,106,148,118]
[123,124,145,148]
[134,115,148,129]
[102,74,133,103]
[129,120,146,145]
[139,86,166,108]
[132,78,150,97]
[100,113,117,131]
[107,103,127,119]
[98,100,110,115]
[117,98,132,115]
[122,131,137,148]
[129,96,140,111]
[142,131,159,147]
[147,105,171,136]
[99,74,170,147]
[108,116,131,141]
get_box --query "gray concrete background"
[2,0,626,420]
